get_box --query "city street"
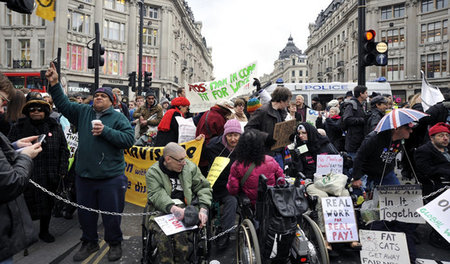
[13,201,450,264]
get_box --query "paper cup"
[91,119,102,126]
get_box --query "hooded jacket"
[342,97,367,152]
[196,106,231,144]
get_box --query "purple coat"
[227,155,284,205]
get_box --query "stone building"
[305,0,449,101]
[260,36,308,85]
[0,0,213,100]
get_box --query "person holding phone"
[45,63,134,262]
[8,95,69,244]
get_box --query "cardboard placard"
[360,230,410,264]
[322,196,358,242]
[154,214,197,236]
[206,156,230,187]
[271,119,296,150]
[378,185,425,224]
[316,154,343,175]
[416,188,450,243]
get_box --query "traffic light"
[361,29,388,66]
[144,71,152,92]
[88,41,105,69]
[98,44,105,67]
[128,72,136,92]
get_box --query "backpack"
[257,177,308,260]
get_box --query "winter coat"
[8,117,69,219]
[204,135,237,199]
[154,111,182,147]
[414,141,450,195]
[133,102,163,136]
[423,101,450,127]
[196,106,230,144]
[227,155,284,206]
[365,108,385,135]
[342,97,367,153]
[145,158,212,213]
[352,130,401,182]
[48,83,134,180]
[0,133,36,261]
[316,115,345,151]
[245,103,287,153]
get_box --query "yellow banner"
[124,139,204,207]
[35,0,55,21]
[206,157,230,187]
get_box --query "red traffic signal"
[364,30,375,41]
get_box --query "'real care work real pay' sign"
[322,196,358,243]
[417,188,450,243]
[360,230,410,264]
[378,184,425,224]
[186,62,257,113]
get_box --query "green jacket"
[146,159,212,213]
[48,83,134,179]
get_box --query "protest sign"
[416,259,450,264]
[378,185,425,224]
[64,126,78,170]
[124,138,204,207]
[154,214,197,236]
[175,116,196,143]
[271,119,296,150]
[417,188,450,243]
[316,155,343,175]
[322,196,358,242]
[186,62,257,113]
[206,157,230,187]
[306,109,319,126]
[360,230,410,264]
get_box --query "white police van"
[266,82,392,107]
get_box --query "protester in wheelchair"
[227,130,285,207]
[203,119,242,249]
[145,142,212,264]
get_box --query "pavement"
[13,201,450,264]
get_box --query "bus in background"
[3,72,47,93]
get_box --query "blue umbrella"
[374,108,429,133]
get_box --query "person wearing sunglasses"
[8,95,70,245]
[1,73,43,263]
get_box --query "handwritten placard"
[154,214,197,236]
[360,230,410,264]
[378,185,425,224]
[322,196,358,242]
[271,119,296,150]
[316,154,343,175]
[206,157,230,187]
[417,188,450,243]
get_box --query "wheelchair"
[141,202,210,264]
[236,174,329,264]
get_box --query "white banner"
[421,70,444,111]
[417,188,450,243]
[322,196,358,243]
[306,109,319,127]
[186,62,257,113]
[360,230,410,264]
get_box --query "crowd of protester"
[1,65,450,263]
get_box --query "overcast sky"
[188,0,332,80]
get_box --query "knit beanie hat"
[224,119,242,135]
[94,87,114,103]
[171,97,190,107]
[247,98,262,113]
[429,122,450,137]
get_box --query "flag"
[421,70,444,112]
[35,0,55,21]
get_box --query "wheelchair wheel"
[141,204,157,264]
[236,219,261,264]
[302,213,329,264]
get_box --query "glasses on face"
[169,155,186,164]
[29,107,44,112]
[0,93,9,107]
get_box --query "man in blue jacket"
[46,63,134,262]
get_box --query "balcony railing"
[13,60,32,68]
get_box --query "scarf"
[157,108,183,132]
[330,114,341,120]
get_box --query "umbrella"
[374,108,429,133]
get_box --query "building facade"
[260,36,308,85]
[305,0,449,102]
[0,0,213,100]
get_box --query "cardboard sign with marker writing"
[322,196,358,243]
[271,119,296,150]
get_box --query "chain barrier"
[202,225,238,241]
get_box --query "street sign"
[376,42,388,53]
[376,54,387,66]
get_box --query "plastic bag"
[313,172,348,196]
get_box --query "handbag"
[6,0,35,14]
[52,177,70,217]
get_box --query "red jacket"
[227,155,285,205]
[195,106,229,144]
